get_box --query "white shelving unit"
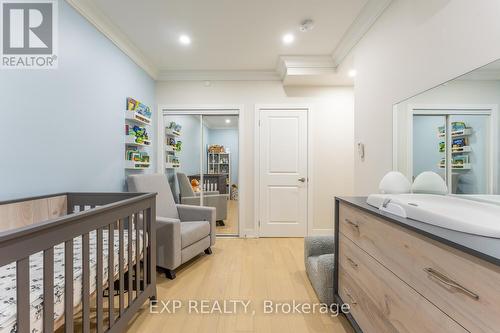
[207,148,231,193]
[125,108,152,171]
[165,125,181,169]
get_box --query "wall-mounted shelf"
[125,110,151,126]
[165,145,178,152]
[125,160,150,170]
[438,128,473,138]
[165,128,181,137]
[452,146,472,154]
[165,163,181,169]
[439,163,472,170]
[125,136,151,147]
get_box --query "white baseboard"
[241,229,259,238]
[309,228,334,236]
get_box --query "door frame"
[254,104,314,237]
[158,104,245,237]
[394,104,498,194]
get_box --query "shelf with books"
[125,97,152,171]
[125,110,151,126]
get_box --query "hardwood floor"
[127,238,353,333]
[216,199,239,235]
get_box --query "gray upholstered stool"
[304,236,335,305]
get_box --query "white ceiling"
[90,0,369,72]
[203,115,239,129]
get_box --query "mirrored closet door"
[162,112,239,236]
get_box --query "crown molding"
[276,55,337,79]
[65,0,159,79]
[331,0,393,67]
[157,70,281,81]
[457,69,500,81]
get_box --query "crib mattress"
[0,229,143,333]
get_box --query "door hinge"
[258,220,261,227]
[258,120,261,126]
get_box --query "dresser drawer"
[339,202,500,333]
[338,234,466,333]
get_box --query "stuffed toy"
[191,178,200,192]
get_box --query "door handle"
[298,177,306,183]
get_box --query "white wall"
[156,81,354,233]
[351,0,500,194]
[0,2,155,200]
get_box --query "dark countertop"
[336,196,500,267]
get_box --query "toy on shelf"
[439,141,445,153]
[127,97,152,119]
[166,121,182,133]
[191,178,201,193]
[166,137,182,152]
[125,124,150,144]
[208,145,225,153]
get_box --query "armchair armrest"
[177,204,216,246]
[156,216,181,269]
[195,191,220,196]
[304,236,334,258]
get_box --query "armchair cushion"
[180,222,210,248]
[177,204,216,246]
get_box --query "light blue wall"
[164,115,202,200]
[0,2,155,200]
[413,116,446,180]
[413,115,488,194]
[207,129,239,185]
[450,115,488,194]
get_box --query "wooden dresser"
[335,197,500,333]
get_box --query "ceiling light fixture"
[225,119,231,124]
[179,34,191,45]
[348,69,357,78]
[282,33,295,45]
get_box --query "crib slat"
[108,223,115,326]
[135,214,141,294]
[82,233,90,333]
[16,257,30,333]
[43,248,54,333]
[143,211,148,288]
[128,214,133,305]
[119,219,125,315]
[65,240,74,332]
[96,228,104,333]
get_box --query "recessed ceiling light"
[348,69,357,77]
[225,119,231,124]
[179,35,191,45]
[282,33,295,45]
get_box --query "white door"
[259,109,308,237]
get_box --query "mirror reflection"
[394,60,499,196]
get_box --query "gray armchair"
[127,173,216,279]
[176,172,228,222]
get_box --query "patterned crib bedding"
[0,229,143,333]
